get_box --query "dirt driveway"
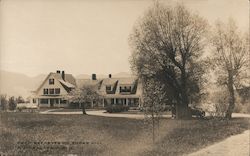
[40,109,172,119]
[188,129,249,156]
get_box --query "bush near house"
[0,95,8,111]
[105,105,129,113]
[8,96,16,111]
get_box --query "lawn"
[0,112,249,156]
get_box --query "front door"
[50,99,54,107]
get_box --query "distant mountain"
[0,70,46,98]
[75,74,91,79]
[113,72,134,78]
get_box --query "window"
[49,89,54,94]
[40,99,48,104]
[49,79,54,85]
[106,85,112,91]
[60,99,67,104]
[55,88,60,94]
[43,89,48,95]
[33,99,36,103]
[120,85,132,93]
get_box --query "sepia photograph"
[0,0,249,155]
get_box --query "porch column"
[59,98,61,107]
[91,101,94,108]
[48,99,50,107]
[38,99,40,108]
[102,98,105,107]
[114,98,116,105]
[126,98,128,106]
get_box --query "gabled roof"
[117,77,137,85]
[36,72,76,94]
[53,73,76,86]
[101,78,119,85]
[97,77,141,96]
[58,79,75,88]
[76,79,101,88]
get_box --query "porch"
[38,97,68,108]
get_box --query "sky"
[0,0,249,76]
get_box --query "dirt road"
[188,130,250,156]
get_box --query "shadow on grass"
[0,112,145,156]
[140,117,250,156]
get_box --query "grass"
[0,112,249,156]
[141,117,250,156]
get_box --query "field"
[0,112,249,156]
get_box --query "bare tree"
[69,85,101,114]
[210,19,249,119]
[16,96,25,104]
[129,2,208,119]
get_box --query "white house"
[32,71,142,108]
[32,70,76,108]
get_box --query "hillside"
[0,70,46,98]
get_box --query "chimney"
[92,74,97,80]
[109,74,112,78]
[56,70,60,74]
[62,71,65,80]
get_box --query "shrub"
[246,104,250,113]
[105,105,129,113]
[8,96,17,111]
[234,103,243,113]
[0,94,8,111]
[214,102,228,117]
[240,103,250,114]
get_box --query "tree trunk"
[176,102,190,119]
[225,73,235,119]
[176,72,191,119]
[82,104,87,115]
[175,94,191,119]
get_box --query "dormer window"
[120,85,132,93]
[106,85,112,91]
[49,79,54,85]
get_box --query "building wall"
[36,74,70,108]
[37,74,68,96]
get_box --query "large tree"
[210,19,249,119]
[129,3,208,119]
[69,85,101,114]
